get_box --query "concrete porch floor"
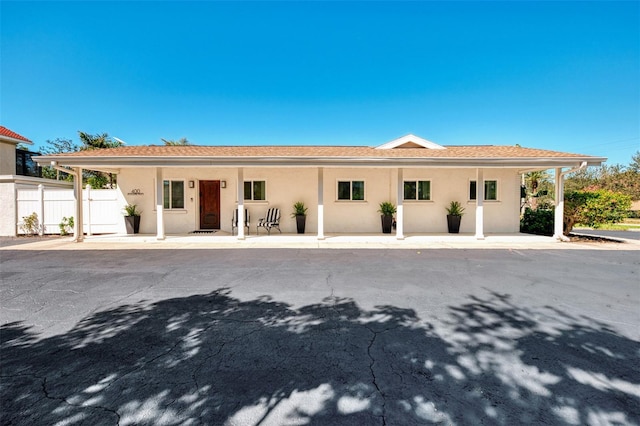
[60,231,606,250]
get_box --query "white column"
[74,168,84,242]
[475,168,485,240]
[237,168,245,240]
[396,168,404,239]
[156,168,165,240]
[37,184,44,236]
[85,184,92,237]
[553,167,566,241]
[317,167,325,239]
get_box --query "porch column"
[74,167,84,242]
[317,167,325,240]
[156,168,165,240]
[475,168,485,240]
[553,167,565,241]
[37,184,44,236]
[396,168,404,239]
[237,167,245,240]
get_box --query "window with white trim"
[404,180,431,201]
[163,180,185,209]
[337,180,365,201]
[244,180,266,201]
[469,180,498,201]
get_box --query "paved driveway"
[1,247,639,425]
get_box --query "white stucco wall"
[117,166,522,235]
[0,181,17,236]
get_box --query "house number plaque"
[127,188,144,196]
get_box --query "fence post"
[38,184,44,236]
[85,184,92,236]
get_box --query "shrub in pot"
[291,201,308,234]
[378,201,396,234]
[123,204,141,234]
[446,201,465,233]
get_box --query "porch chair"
[256,208,281,235]
[231,208,250,236]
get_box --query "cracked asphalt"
[1,246,639,425]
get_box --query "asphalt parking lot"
[1,246,639,425]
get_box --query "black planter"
[125,216,141,234]
[296,215,306,234]
[381,215,393,234]
[447,215,461,234]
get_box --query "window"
[244,180,266,201]
[404,180,431,201]
[337,180,365,201]
[163,180,185,209]
[16,149,42,178]
[470,180,498,201]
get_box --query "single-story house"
[0,126,72,236]
[35,134,606,241]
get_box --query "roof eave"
[1,136,33,145]
[36,155,607,169]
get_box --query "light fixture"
[189,180,195,188]
[221,180,227,188]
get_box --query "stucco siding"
[0,143,16,175]
[117,166,522,235]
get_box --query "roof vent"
[376,134,445,150]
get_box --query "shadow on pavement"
[2,290,638,425]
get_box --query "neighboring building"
[0,126,72,236]
[36,134,605,241]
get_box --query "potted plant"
[378,201,396,234]
[291,201,308,234]
[446,201,465,233]
[123,204,141,234]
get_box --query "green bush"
[20,212,41,236]
[520,208,554,236]
[564,190,632,234]
[59,216,74,236]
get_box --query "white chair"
[256,208,281,235]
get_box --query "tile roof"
[0,126,32,143]
[48,144,593,159]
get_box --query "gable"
[375,134,445,150]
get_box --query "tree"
[565,152,640,200]
[564,190,632,234]
[161,137,191,146]
[78,132,122,150]
[39,138,80,180]
[77,132,123,188]
[629,151,640,174]
[524,170,552,210]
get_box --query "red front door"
[199,180,220,229]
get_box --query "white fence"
[17,187,121,235]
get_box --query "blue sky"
[1,1,638,165]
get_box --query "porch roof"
[36,144,606,169]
